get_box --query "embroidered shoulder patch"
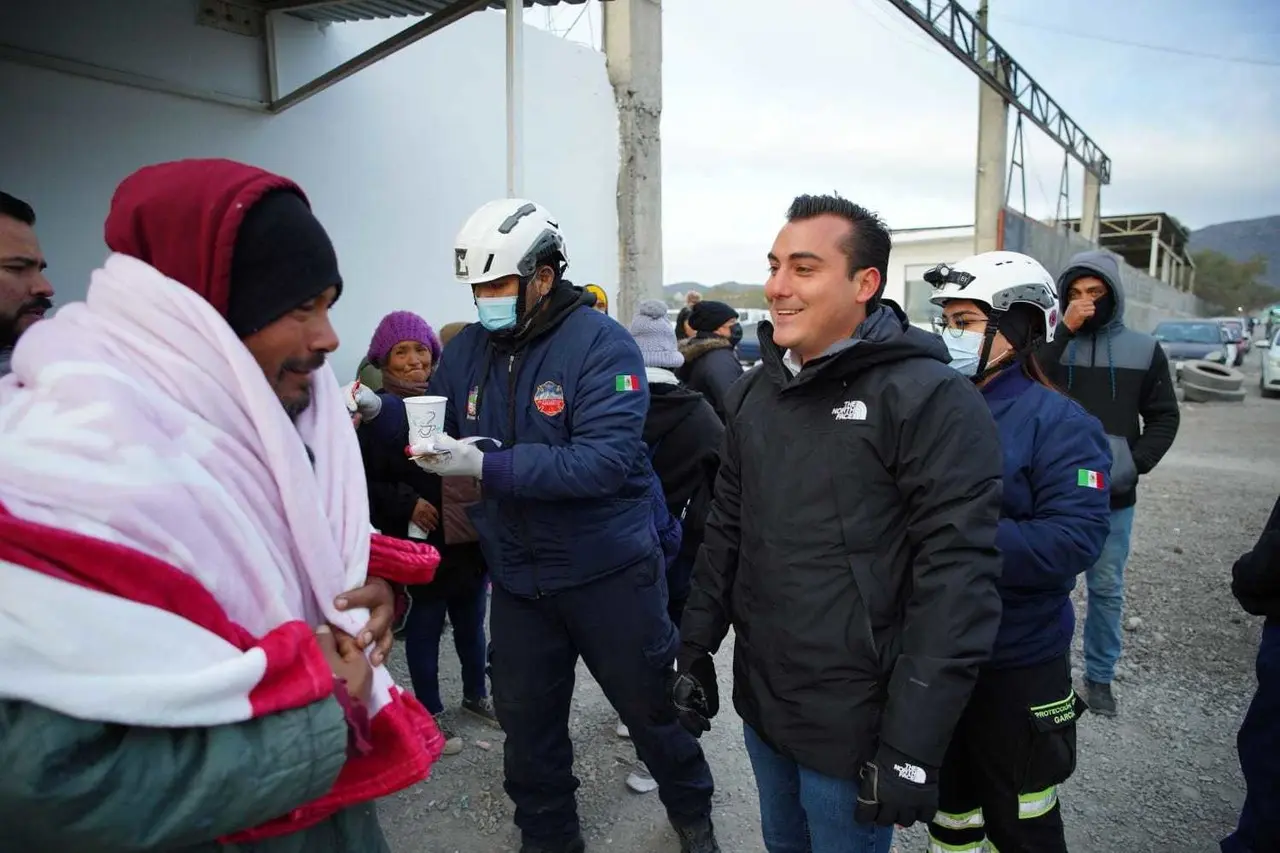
[534,381,566,417]
[615,374,641,392]
[1077,469,1105,489]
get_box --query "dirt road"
[381,353,1280,853]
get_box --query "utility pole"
[973,0,1007,254]
[604,0,664,326]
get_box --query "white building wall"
[0,7,619,379]
[884,228,974,327]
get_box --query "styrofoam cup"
[403,395,448,445]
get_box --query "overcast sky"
[537,0,1279,285]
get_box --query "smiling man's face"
[0,214,53,349]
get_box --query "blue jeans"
[743,725,893,853]
[1222,622,1280,853]
[403,583,489,715]
[1081,506,1135,684]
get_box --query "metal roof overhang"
[267,0,598,113]
[264,0,586,24]
[0,0,597,114]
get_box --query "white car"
[1262,330,1280,399]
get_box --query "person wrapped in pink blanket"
[0,159,444,852]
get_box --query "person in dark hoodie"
[1037,250,1180,717]
[676,194,1005,852]
[616,298,725,795]
[1223,495,1280,853]
[927,251,1111,853]
[411,198,720,853]
[678,300,745,420]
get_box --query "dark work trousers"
[403,581,489,715]
[489,553,715,844]
[1222,621,1280,853]
[929,654,1083,853]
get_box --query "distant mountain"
[664,281,763,295]
[1189,215,1280,287]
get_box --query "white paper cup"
[403,395,448,445]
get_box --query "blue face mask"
[942,329,985,377]
[476,296,518,332]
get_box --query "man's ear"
[855,268,882,306]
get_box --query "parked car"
[1215,317,1249,365]
[1153,320,1233,379]
[737,320,762,366]
[1261,330,1280,399]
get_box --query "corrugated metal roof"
[283,0,592,24]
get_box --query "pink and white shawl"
[0,253,444,840]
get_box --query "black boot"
[672,816,721,853]
[519,836,585,853]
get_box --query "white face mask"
[943,330,985,377]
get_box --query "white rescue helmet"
[453,198,568,286]
[927,251,1060,344]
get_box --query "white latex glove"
[409,433,485,479]
[342,381,382,421]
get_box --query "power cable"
[991,15,1280,68]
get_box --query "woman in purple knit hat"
[357,311,497,755]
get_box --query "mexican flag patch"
[615,374,641,392]
[1077,469,1105,490]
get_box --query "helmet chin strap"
[971,310,1010,382]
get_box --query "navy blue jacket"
[429,289,659,598]
[982,366,1113,668]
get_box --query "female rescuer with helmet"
[925,251,1113,853]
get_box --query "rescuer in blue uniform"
[927,251,1112,853]
[411,198,719,853]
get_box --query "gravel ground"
[380,352,1280,853]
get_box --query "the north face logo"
[831,400,867,421]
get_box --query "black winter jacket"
[644,369,725,601]
[680,303,1005,779]
[678,334,744,421]
[1233,494,1280,622]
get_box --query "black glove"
[668,645,719,737]
[854,743,938,828]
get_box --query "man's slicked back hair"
[786,194,891,304]
[0,192,35,227]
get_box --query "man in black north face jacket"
[675,194,1004,848]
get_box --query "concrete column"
[604,0,663,325]
[1080,169,1100,243]
[1149,231,1160,277]
[1161,244,1173,283]
[973,1,1008,254]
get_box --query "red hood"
[104,159,309,318]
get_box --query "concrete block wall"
[1002,208,1206,332]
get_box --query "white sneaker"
[616,718,631,738]
[626,760,658,794]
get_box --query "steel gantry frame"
[880,0,1112,186]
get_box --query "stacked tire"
[1180,360,1247,403]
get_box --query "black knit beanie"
[227,190,343,338]
[689,300,739,333]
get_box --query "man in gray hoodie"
[1038,250,1180,716]
[0,191,53,377]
